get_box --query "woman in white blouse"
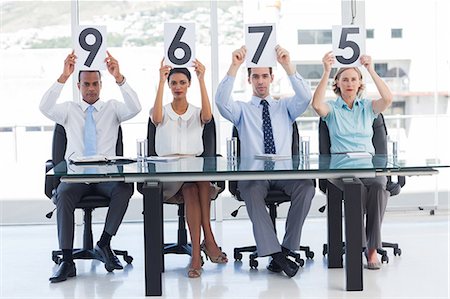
[151,59,228,278]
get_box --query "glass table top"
[51,154,449,178]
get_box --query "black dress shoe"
[272,256,299,278]
[49,261,76,283]
[267,259,283,273]
[95,244,123,271]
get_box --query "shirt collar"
[80,100,103,112]
[336,96,362,110]
[251,95,275,107]
[166,103,194,120]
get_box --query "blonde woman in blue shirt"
[312,51,393,270]
[151,59,227,278]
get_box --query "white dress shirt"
[40,81,141,160]
[153,103,204,157]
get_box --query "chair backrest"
[147,115,217,158]
[229,121,300,200]
[319,114,388,155]
[52,124,123,165]
[318,113,405,195]
[46,124,123,197]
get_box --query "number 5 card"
[245,23,277,68]
[164,23,195,68]
[74,25,107,70]
[332,25,365,68]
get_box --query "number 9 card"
[74,25,107,70]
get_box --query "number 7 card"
[245,23,277,68]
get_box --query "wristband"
[117,76,126,86]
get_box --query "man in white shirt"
[40,50,141,283]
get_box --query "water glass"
[136,138,148,161]
[227,137,237,161]
[300,136,310,157]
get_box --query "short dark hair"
[247,67,273,77]
[78,70,101,82]
[168,68,191,83]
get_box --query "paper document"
[346,152,373,158]
[69,155,135,164]
[146,156,180,162]
[254,154,291,161]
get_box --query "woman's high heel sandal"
[200,240,228,264]
[187,267,202,278]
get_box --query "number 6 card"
[164,23,195,68]
[245,23,277,68]
[332,25,365,68]
[74,25,107,70]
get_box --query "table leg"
[142,182,163,296]
[343,178,364,291]
[327,182,343,268]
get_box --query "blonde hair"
[332,67,365,97]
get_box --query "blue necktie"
[84,105,97,156]
[261,100,276,154]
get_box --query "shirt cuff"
[117,76,126,86]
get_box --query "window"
[391,28,403,38]
[374,63,388,77]
[298,30,332,44]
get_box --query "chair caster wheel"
[306,251,314,259]
[249,259,258,269]
[234,252,243,261]
[105,265,115,272]
[381,255,389,264]
[394,248,402,256]
[52,255,62,265]
[296,258,305,267]
[124,256,133,264]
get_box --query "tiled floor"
[1,211,449,298]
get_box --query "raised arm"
[193,59,212,123]
[40,51,77,122]
[276,45,295,75]
[152,59,171,125]
[57,50,77,83]
[227,46,246,77]
[360,55,393,113]
[312,51,333,117]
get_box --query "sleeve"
[115,81,142,122]
[322,101,335,122]
[367,99,378,120]
[284,72,312,122]
[39,81,69,125]
[214,75,242,125]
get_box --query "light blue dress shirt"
[215,73,311,158]
[323,97,377,154]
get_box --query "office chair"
[145,115,225,259]
[44,124,133,269]
[318,113,404,263]
[229,122,315,269]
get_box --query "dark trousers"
[55,182,133,249]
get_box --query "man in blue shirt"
[215,45,315,277]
